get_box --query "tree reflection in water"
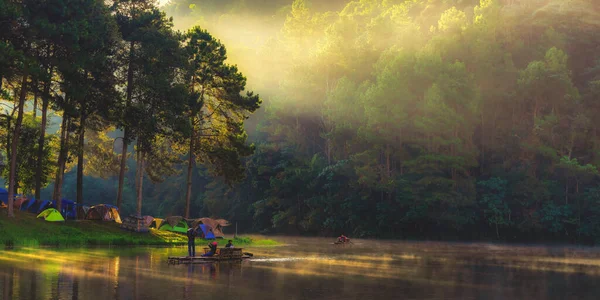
[2,239,600,299]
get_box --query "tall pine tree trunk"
[480,111,485,174]
[6,106,13,166]
[495,222,499,239]
[53,114,70,211]
[52,113,67,203]
[33,88,37,118]
[6,98,15,195]
[135,144,140,204]
[76,113,86,216]
[136,151,145,217]
[58,117,72,210]
[28,90,37,193]
[185,119,195,219]
[7,73,28,217]
[386,144,391,178]
[117,40,135,210]
[35,72,51,200]
[117,128,128,210]
[6,101,16,191]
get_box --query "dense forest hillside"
[159,0,600,242]
[5,0,600,243]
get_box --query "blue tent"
[198,224,215,239]
[0,189,26,205]
[51,199,76,220]
[20,198,36,211]
[28,200,51,213]
[0,188,7,205]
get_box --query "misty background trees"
[163,0,600,242]
[3,0,600,243]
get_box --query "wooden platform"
[167,248,252,264]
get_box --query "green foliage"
[184,26,261,183]
[539,201,574,234]
[0,114,57,194]
[158,0,600,243]
[5,0,600,245]
[478,177,511,237]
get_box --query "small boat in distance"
[332,234,352,245]
[332,240,352,245]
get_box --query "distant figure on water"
[203,241,218,257]
[337,234,350,243]
[226,240,234,248]
[187,226,198,257]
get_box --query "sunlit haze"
[2,0,600,299]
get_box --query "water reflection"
[1,239,600,299]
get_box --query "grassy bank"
[0,210,278,247]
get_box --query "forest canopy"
[0,0,259,219]
[163,0,600,242]
[4,0,600,243]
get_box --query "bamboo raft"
[168,248,252,264]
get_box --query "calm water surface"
[1,237,599,299]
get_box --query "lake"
[1,237,599,299]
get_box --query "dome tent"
[197,218,230,238]
[189,218,230,239]
[158,216,188,233]
[143,216,154,226]
[198,223,215,239]
[85,204,122,223]
[28,200,52,214]
[37,208,65,222]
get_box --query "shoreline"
[0,210,278,248]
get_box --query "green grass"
[249,238,280,246]
[0,209,278,248]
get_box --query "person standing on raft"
[187,226,198,257]
[203,241,218,257]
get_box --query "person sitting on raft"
[202,241,218,257]
[225,240,234,248]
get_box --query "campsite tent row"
[17,198,121,222]
[0,188,76,217]
[0,189,122,223]
[2,189,227,234]
[0,188,26,209]
[144,216,230,239]
[32,203,122,222]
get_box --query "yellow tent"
[37,208,65,222]
[110,207,122,224]
[149,218,163,229]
